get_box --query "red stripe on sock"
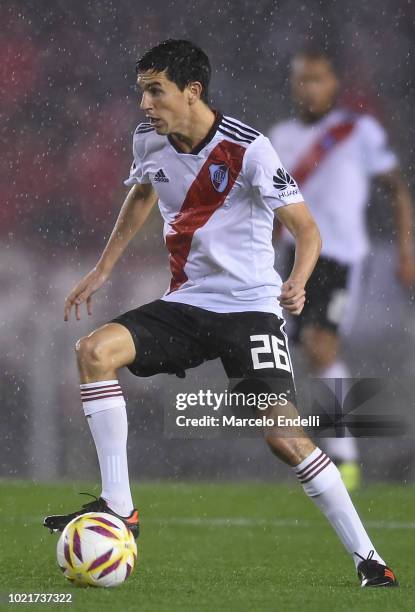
[80,384,120,393]
[299,457,332,484]
[81,393,122,400]
[81,387,121,397]
[297,453,329,481]
[81,392,124,403]
[296,451,325,476]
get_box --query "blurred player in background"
[43,40,398,586]
[268,49,415,490]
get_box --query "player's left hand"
[397,253,415,288]
[278,279,306,315]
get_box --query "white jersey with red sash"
[125,113,304,315]
[268,108,398,264]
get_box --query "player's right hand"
[278,279,306,316]
[64,266,110,321]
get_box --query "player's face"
[291,58,339,119]
[138,70,189,134]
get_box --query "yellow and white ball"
[56,512,137,587]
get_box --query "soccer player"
[44,40,397,587]
[268,50,415,490]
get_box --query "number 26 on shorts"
[250,334,291,372]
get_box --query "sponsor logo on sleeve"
[273,168,300,198]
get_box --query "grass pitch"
[0,480,413,611]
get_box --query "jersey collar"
[167,110,223,155]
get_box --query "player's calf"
[256,400,315,466]
[264,428,316,466]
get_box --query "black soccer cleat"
[356,550,398,587]
[43,493,140,539]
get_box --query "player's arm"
[64,182,157,321]
[377,169,415,286]
[276,203,321,315]
[360,115,415,286]
[244,134,321,315]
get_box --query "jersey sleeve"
[124,125,151,186]
[244,135,304,210]
[359,115,398,177]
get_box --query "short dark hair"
[136,39,211,103]
[292,48,337,73]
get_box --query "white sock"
[293,448,385,568]
[80,380,134,517]
[318,361,359,463]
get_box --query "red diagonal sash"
[166,140,246,293]
[293,121,356,185]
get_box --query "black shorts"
[285,246,350,336]
[111,299,295,396]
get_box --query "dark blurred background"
[1,0,414,483]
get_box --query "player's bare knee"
[75,335,108,369]
[75,336,87,363]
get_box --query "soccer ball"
[56,512,137,587]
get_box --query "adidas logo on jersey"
[154,168,169,183]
